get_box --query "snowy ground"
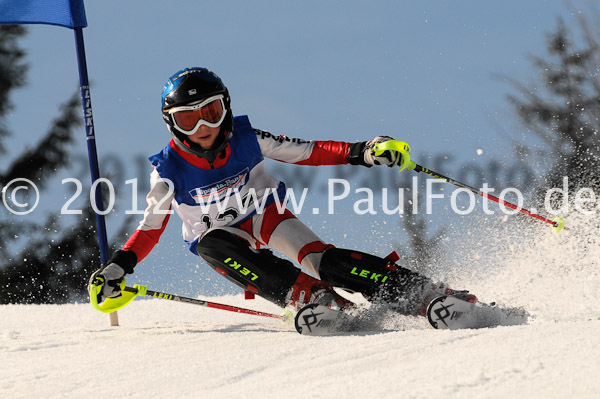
[2,215,599,398]
[2,297,599,399]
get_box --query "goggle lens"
[170,96,226,133]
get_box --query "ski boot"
[285,272,351,311]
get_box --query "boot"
[285,272,352,311]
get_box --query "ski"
[294,304,358,336]
[426,295,529,330]
[295,296,530,335]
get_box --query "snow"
[1,300,598,399]
[2,214,600,398]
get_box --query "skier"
[89,67,474,316]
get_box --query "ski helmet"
[161,67,233,162]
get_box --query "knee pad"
[197,229,301,307]
[318,248,431,302]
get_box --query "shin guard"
[318,248,432,314]
[197,229,301,307]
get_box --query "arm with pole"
[373,140,567,233]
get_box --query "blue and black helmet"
[161,67,233,162]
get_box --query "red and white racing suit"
[121,120,354,277]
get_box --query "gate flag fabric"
[0,0,111,266]
[0,0,87,29]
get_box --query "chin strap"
[172,128,232,166]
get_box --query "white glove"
[363,136,402,167]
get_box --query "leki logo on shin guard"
[223,258,259,281]
[350,267,388,283]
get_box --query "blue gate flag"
[0,0,87,29]
[0,0,111,268]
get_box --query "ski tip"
[427,295,530,330]
[294,304,354,336]
[294,303,321,335]
[426,296,448,330]
[426,295,475,330]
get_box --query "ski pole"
[126,286,288,320]
[90,283,292,322]
[373,141,567,232]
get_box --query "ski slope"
[2,215,599,398]
[1,297,598,398]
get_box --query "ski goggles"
[168,95,227,135]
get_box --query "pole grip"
[372,140,416,171]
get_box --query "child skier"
[89,67,474,316]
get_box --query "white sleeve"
[137,168,174,231]
[122,168,175,262]
[255,128,317,163]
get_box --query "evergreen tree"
[507,18,600,193]
[0,25,27,153]
[0,25,134,304]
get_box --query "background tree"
[0,25,27,152]
[0,25,134,304]
[506,17,600,194]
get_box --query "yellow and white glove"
[88,250,137,303]
[348,135,406,167]
[88,263,126,302]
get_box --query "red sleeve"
[294,140,352,166]
[122,211,171,263]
